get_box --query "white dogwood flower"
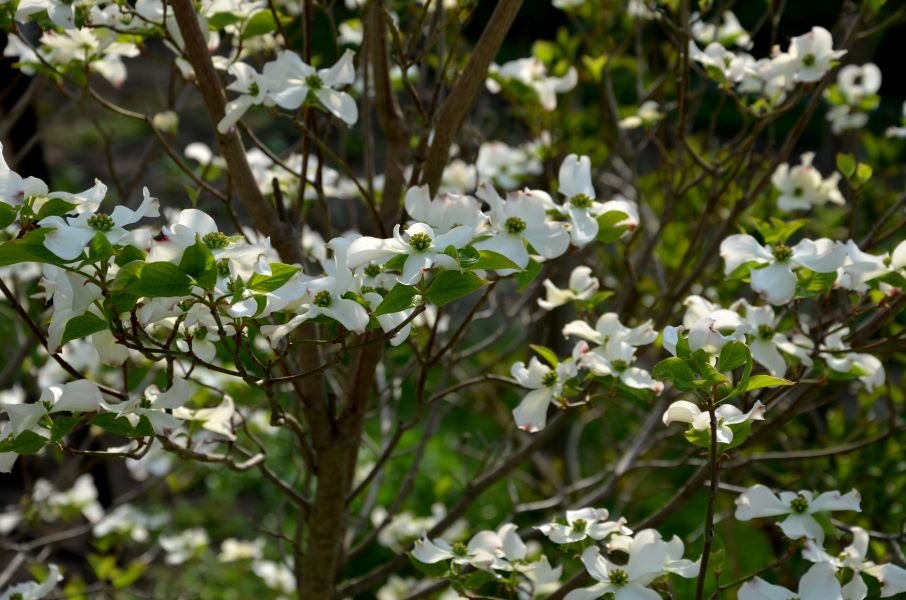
[720,234,846,305]
[662,400,765,444]
[510,357,577,432]
[536,507,631,544]
[268,49,358,125]
[735,484,861,546]
[538,265,600,310]
[739,563,842,600]
[772,152,844,211]
[475,183,570,268]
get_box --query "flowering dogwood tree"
[0,0,904,599]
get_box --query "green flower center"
[570,193,594,210]
[217,259,231,278]
[452,542,468,558]
[408,232,432,251]
[609,568,629,586]
[611,359,629,373]
[364,263,383,278]
[203,231,230,249]
[793,187,804,197]
[248,81,260,96]
[541,371,559,387]
[758,324,774,340]
[772,244,793,261]
[305,74,324,90]
[802,53,816,68]
[571,518,587,533]
[313,290,332,307]
[88,213,115,232]
[505,216,527,235]
[790,495,809,514]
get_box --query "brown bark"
[169,0,304,266]
[420,0,524,194]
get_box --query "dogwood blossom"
[720,234,846,304]
[739,562,843,600]
[772,152,845,211]
[474,183,570,268]
[663,400,765,445]
[819,326,885,392]
[486,57,577,111]
[772,26,846,83]
[160,528,209,565]
[803,526,906,599]
[536,507,631,544]
[510,357,577,432]
[691,11,752,49]
[735,484,861,545]
[347,220,474,285]
[538,265,600,310]
[268,49,358,125]
[618,100,664,130]
[0,564,62,600]
[556,154,639,245]
[39,186,158,260]
[565,529,699,600]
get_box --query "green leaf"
[383,253,407,273]
[115,244,146,267]
[123,262,192,298]
[179,237,217,289]
[87,232,114,262]
[717,341,750,372]
[652,357,698,391]
[529,344,559,367]
[456,245,480,267]
[743,374,794,392]
[207,11,243,29]
[408,554,449,578]
[247,263,301,292]
[471,250,522,271]
[514,258,542,291]
[90,413,152,438]
[50,415,81,443]
[582,54,607,81]
[0,202,16,228]
[424,271,486,307]
[464,569,497,590]
[373,284,419,316]
[797,269,837,296]
[241,10,291,40]
[683,419,752,450]
[855,162,873,185]
[595,211,630,243]
[836,153,856,179]
[61,312,108,345]
[35,198,77,220]
[0,430,47,453]
[0,229,69,266]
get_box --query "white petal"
[315,88,358,126]
[720,234,773,274]
[411,537,453,564]
[751,262,797,305]
[800,562,844,600]
[512,387,553,433]
[558,154,594,198]
[735,484,790,520]
[739,577,796,600]
[792,238,847,272]
[46,380,102,413]
[663,400,701,426]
